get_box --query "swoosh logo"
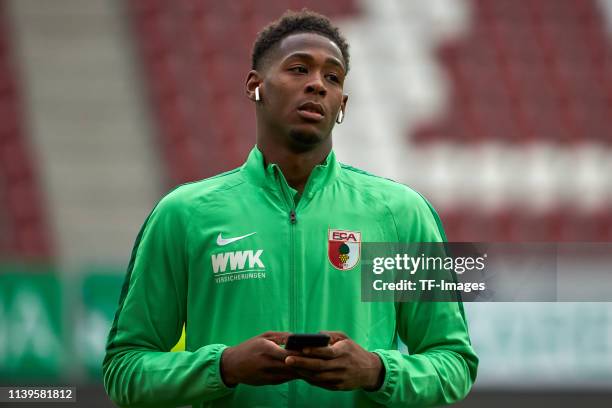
[216,232,257,246]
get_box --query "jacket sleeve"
[102,193,233,407]
[364,195,479,407]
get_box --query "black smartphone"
[285,333,330,351]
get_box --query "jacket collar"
[241,145,340,197]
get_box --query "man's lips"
[297,101,325,122]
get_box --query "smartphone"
[285,333,330,351]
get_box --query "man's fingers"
[263,340,299,360]
[302,346,338,359]
[329,339,350,351]
[295,370,344,390]
[285,356,341,372]
[258,366,297,385]
[319,330,348,345]
[260,331,291,344]
[262,360,298,374]
[285,356,325,371]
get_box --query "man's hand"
[284,331,385,391]
[220,331,300,387]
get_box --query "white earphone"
[336,109,344,124]
[255,86,260,101]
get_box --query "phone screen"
[285,333,331,351]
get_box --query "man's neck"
[257,139,331,194]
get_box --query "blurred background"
[0,0,611,406]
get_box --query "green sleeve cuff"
[202,344,236,396]
[362,349,398,405]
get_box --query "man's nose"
[305,75,327,97]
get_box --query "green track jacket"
[103,147,478,407]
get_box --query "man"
[103,10,478,408]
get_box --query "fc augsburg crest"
[328,229,361,270]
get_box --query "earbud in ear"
[255,86,260,101]
[336,109,344,124]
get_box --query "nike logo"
[216,232,257,246]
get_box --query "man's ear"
[246,70,262,101]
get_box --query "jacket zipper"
[275,171,298,408]
[277,167,319,408]
[288,207,297,332]
[288,207,297,408]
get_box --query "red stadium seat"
[412,0,612,146]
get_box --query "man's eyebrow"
[283,52,345,72]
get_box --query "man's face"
[257,32,348,149]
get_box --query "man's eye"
[327,73,340,83]
[289,66,307,73]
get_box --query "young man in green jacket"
[103,10,478,408]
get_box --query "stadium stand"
[413,0,612,145]
[8,0,160,266]
[0,0,52,259]
[410,0,612,241]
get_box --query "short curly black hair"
[251,9,350,73]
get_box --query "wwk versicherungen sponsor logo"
[211,250,266,284]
